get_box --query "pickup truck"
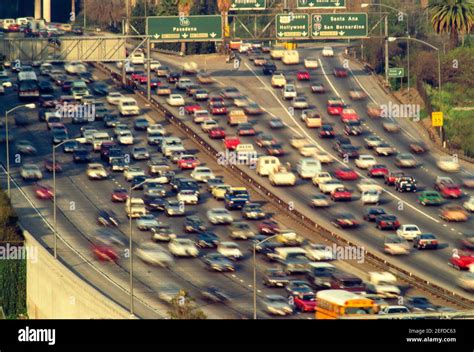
[269,166,296,186]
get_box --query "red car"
[210,103,228,115]
[131,71,146,83]
[335,167,358,181]
[333,67,349,77]
[92,245,119,263]
[111,188,128,202]
[44,159,62,173]
[368,164,389,178]
[332,213,359,228]
[436,182,462,199]
[35,184,54,200]
[294,293,317,312]
[327,99,344,115]
[208,97,225,107]
[384,170,405,186]
[259,219,280,235]
[224,136,241,150]
[340,108,359,122]
[297,70,310,81]
[449,250,474,270]
[331,187,353,201]
[208,127,226,139]
[184,102,201,114]
[177,155,200,169]
[8,24,20,32]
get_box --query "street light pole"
[384,14,389,84]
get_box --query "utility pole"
[384,15,389,85]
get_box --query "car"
[378,306,410,315]
[418,191,443,206]
[244,102,263,116]
[365,135,383,150]
[87,163,108,180]
[117,131,134,145]
[269,117,285,129]
[39,80,54,93]
[207,208,233,225]
[322,47,334,57]
[79,71,96,83]
[220,87,242,99]
[333,67,349,77]
[228,222,255,240]
[111,188,128,202]
[332,213,359,228]
[144,182,166,197]
[177,190,199,205]
[374,143,397,156]
[242,203,266,220]
[217,241,243,260]
[193,89,209,101]
[133,117,149,131]
[297,70,310,81]
[91,82,109,96]
[304,57,319,69]
[73,148,92,163]
[281,84,297,100]
[164,200,185,217]
[436,156,460,173]
[344,120,363,135]
[136,214,159,231]
[97,210,120,227]
[319,124,335,138]
[16,140,37,155]
[298,144,318,157]
[413,233,439,250]
[130,147,149,161]
[237,123,256,136]
[397,224,422,241]
[104,114,120,128]
[440,205,469,222]
[336,144,359,159]
[405,296,437,312]
[135,242,174,268]
[349,88,367,100]
[291,96,309,109]
[383,121,401,133]
[124,167,146,181]
[464,197,474,212]
[382,235,410,255]
[203,253,235,272]
[156,65,170,77]
[106,92,125,105]
[450,250,474,270]
[340,108,359,122]
[21,164,43,180]
[156,83,171,96]
[168,238,199,257]
[176,77,192,90]
[409,141,429,154]
[285,280,314,297]
[44,159,62,173]
[262,295,293,316]
[166,72,181,83]
[434,177,462,198]
[258,219,281,235]
[376,215,400,230]
[357,179,383,193]
[310,194,330,208]
[361,189,381,205]
[385,170,405,186]
[212,184,232,200]
[457,271,474,291]
[311,82,326,94]
[193,231,218,249]
[319,179,344,194]
[166,94,185,107]
[263,268,290,287]
[177,155,200,170]
[334,167,358,181]
[143,195,166,211]
[395,153,418,168]
[395,176,417,192]
[330,187,353,201]
[368,164,389,178]
[304,243,333,261]
[265,143,285,156]
[314,151,334,164]
[271,73,286,88]
[35,184,54,200]
[364,208,386,222]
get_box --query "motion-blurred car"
[136,214,159,231]
[376,215,400,230]
[409,141,429,154]
[168,238,199,257]
[263,295,293,316]
[440,205,469,222]
[203,253,235,272]
[349,88,367,100]
[230,222,255,240]
[449,250,474,270]
[413,233,439,250]
[310,194,330,208]
[333,67,348,77]
[136,242,173,267]
[436,156,460,173]
[332,213,359,228]
[97,210,120,227]
[395,153,418,168]
[363,208,386,222]
[207,208,233,225]
[111,188,128,202]
[368,164,389,178]
[383,235,410,255]
[330,187,353,201]
[21,164,43,180]
[263,268,290,287]
[418,191,443,206]
[16,140,37,155]
[35,184,54,200]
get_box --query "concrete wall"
[25,231,130,319]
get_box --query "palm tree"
[217,0,232,52]
[427,0,474,47]
[176,0,194,54]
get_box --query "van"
[92,132,112,151]
[257,156,280,176]
[228,110,248,126]
[296,158,321,179]
[2,19,16,30]
[282,50,299,65]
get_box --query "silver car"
[207,208,234,225]
[262,295,293,316]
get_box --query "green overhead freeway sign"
[297,0,346,9]
[311,13,367,38]
[230,0,266,10]
[388,68,405,78]
[276,13,310,39]
[146,15,222,41]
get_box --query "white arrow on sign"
[313,31,320,36]
[309,2,314,6]
[302,31,307,36]
[335,1,341,6]
[278,32,284,37]
[231,4,236,8]
[153,34,160,39]
[210,32,217,38]
[338,31,345,36]
[182,33,189,38]
[255,3,261,7]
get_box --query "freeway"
[117,45,474,302]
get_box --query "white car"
[21,164,43,180]
[117,131,134,145]
[176,78,192,90]
[312,172,332,186]
[322,47,334,57]
[145,60,161,70]
[298,144,318,157]
[106,92,125,105]
[177,190,199,205]
[464,197,474,212]
[168,238,199,257]
[436,156,460,173]
[86,163,108,179]
[355,154,377,169]
[190,166,215,183]
[113,124,128,136]
[64,61,87,74]
[132,147,150,160]
[116,61,135,73]
[361,189,381,204]
[207,208,234,225]
[217,242,243,260]
[230,222,255,240]
[130,50,145,65]
[124,167,145,181]
[147,123,166,135]
[314,151,334,164]
[357,179,383,193]
[135,243,174,267]
[166,94,185,107]
[365,135,383,149]
[304,243,333,261]
[383,236,410,256]
[396,224,421,241]
[319,179,344,194]
[291,96,309,109]
[378,305,410,315]
[136,214,159,231]
[282,84,297,100]
[304,57,319,69]
[201,119,218,132]
[119,98,140,116]
[193,110,212,124]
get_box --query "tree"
[167,291,206,319]
[176,0,195,54]
[427,0,474,48]
[79,0,125,30]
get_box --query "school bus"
[315,289,378,319]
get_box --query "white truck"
[269,166,296,186]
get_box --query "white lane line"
[318,59,343,100]
[245,61,441,224]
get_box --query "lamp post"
[362,3,409,89]
[127,179,148,318]
[4,103,36,198]
[252,234,280,320]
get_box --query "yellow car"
[440,205,469,222]
[212,184,231,200]
[275,230,304,246]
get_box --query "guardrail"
[94,62,474,310]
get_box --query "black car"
[395,176,417,192]
[263,268,290,288]
[196,232,219,248]
[39,80,54,93]
[79,71,95,83]
[62,80,73,93]
[263,62,277,75]
[97,210,120,227]
[63,140,80,153]
[171,178,199,195]
[72,26,84,35]
[337,144,359,158]
[363,207,386,222]
[73,148,92,163]
[306,265,337,289]
[104,114,120,128]
[344,120,362,136]
[375,215,400,230]
[166,72,181,83]
[333,136,351,149]
[201,287,230,303]
[106,148,124,163]
[320,124,335,138]
[203,253,235,272]
[254,240,284,254]
[183,215,207,233]
[405,296,437,312]
[92,82,109,96]
[143,195,166,211]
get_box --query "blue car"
[197,232,219,248]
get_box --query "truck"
[224,187,250,210]
[269,166,296,186]
[125,198,147,218]
[227,110,248,126]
